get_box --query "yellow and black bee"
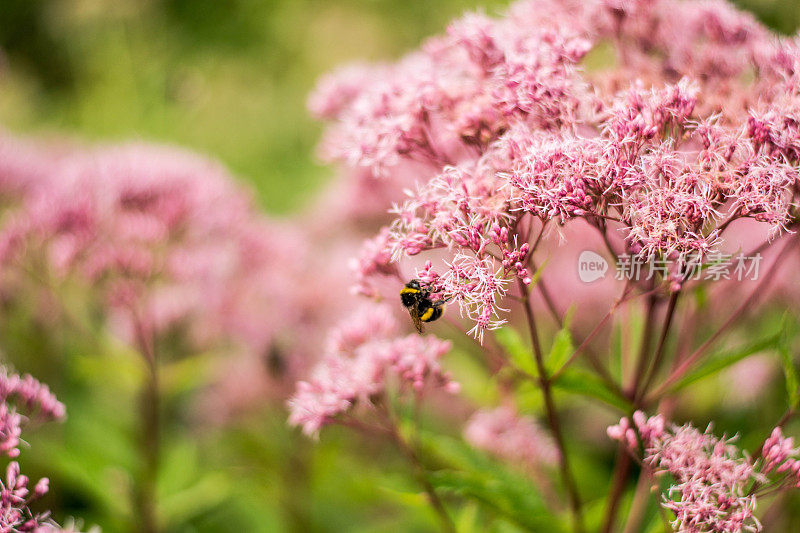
[400,279,446,333]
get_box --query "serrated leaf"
[528,258,549,287]
[546,325,574,375]
[429,470,562,532]
[159,472,231,528]
[552,368,631,411]
[418,434,564,531]
[494,327,537,376]
[668,332,781,393]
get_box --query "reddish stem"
[650,236,798,400]
[517,278,585,533]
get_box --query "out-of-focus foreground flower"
[0,367,81,532]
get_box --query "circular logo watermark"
[578,250,608,283]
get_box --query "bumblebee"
[400,279,446,333]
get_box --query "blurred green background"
[0,0,503,214]
[0,0,794,215]
[1,1,799,532]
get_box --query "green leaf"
[546,329,572,375]
[694,284,709,310]
[610,321,624,382]
[644,519,667,533]
[494,327,536,376]
[455,501,480,533]
[429,470,561,532]
[546,312,575,375]
[528,258,549,287]
[375,485,428,508]
[779,313,800,409]
[419,432,499,473]
[419,434,565,532]
[36,394,138,523]
[160,350,219,398]
[159,472,231,528]
[514,380,545,413]
[552,368,631,411]
[668,332,781,394]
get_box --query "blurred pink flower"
[288,303,457,437]
[0,136,350,416]
[464,406,558,470]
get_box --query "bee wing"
[408,303,425,333]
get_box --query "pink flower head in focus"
[288,303,458,437]
[761,427,800,489]
[609,411,762,532]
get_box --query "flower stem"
[651,235,799,399]
[604,286,662,533]
[636,288,681,404]
[133,313,160,533]
[621,465,655,533]
[601,445,632,533]
[388,423,455,533]
[516,278,585,533]
[628,290,658,399]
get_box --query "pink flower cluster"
[312,14,590,178]
[0,461,56,532]
[0,367,79,532]
[0,370,65,459]
[287,304,458,437]
[0,132,349,414]
[1,141,265,340]
[609,411,761,532]
[313,0,800,341]
[761,427,800,488]
[464,406,558,471]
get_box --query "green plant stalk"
[628,290,658,399]
[387,420,455,533]
[517,278,585,533]
[133,313,160,533]
[636,289,681,404]
[621,464,656,533]
[603,287,661,533]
